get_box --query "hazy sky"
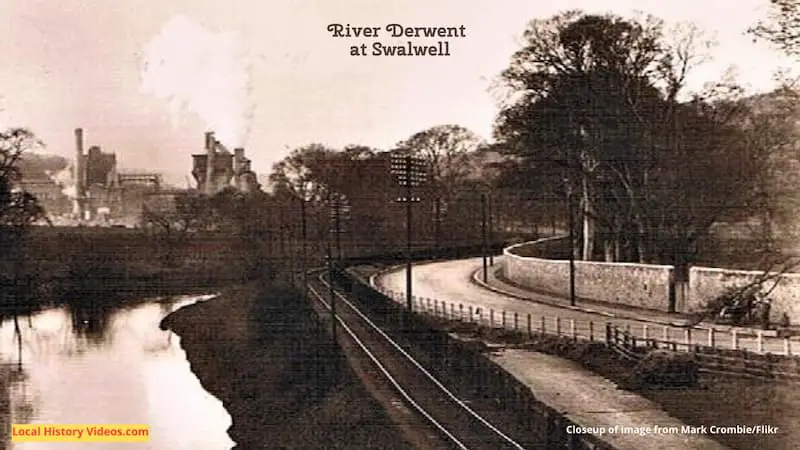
[0,0,794,185]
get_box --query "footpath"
[474,256,775,336]
[371,258,732,450]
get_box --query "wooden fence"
[376,287,800,381]
[334,268,615,450]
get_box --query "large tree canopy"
[493,11,755,266]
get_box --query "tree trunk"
[604,236,614,262]
[581,176,594,261]
[637,220,649,264]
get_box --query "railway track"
[306,270,534,450]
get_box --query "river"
[0,295,235,450]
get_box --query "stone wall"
[688,266,800,324]
[504,239,675,312]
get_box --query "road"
[375,258,792,355]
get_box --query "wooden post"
[541,316,546,334]
[555,317,561,336]
[732,329,739,350]
[663,326,669,343]
[490,309,495,328]
[589,321,594,341]
[514,312,519,331]
[570,319,576,339]
[527,314,532,337]
[784,338,791,356]
[757,330,764,354]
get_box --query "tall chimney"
[233,148,244,174]
[74,128,85,203]
[205,131,216,195]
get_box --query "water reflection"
[0,295,234,450]
[67,300,113,347]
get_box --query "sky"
[0,0,795,186]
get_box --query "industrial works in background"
[16,128,261,228]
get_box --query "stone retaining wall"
[688,266,800,324]
[504,239,675,312]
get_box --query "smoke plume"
[139,15,253,148]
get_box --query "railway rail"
[305,269,533,450]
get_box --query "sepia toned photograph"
[0,1,799,449]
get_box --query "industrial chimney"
[74,128,85,216]
[233,148,244,174]
[205,131,215,195]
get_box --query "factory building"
[191,131,259,195]
[72,128,162,225]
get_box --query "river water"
[0,295,235,450]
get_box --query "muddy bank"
[160,281,413,449]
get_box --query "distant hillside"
[17,153,69,180]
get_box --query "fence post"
[469,305,474,323]
[685,329,692,349]
[570,319,576,340]
[556,317,561,336]
[708,328,715,348]
[605,323,612,345]
[589,321,594,341]
[541,316,546,334]
[784,338,791,356]
[757,331,764,354]
[643,324,649,342]
[732,329,739,350]
[514,312,519,331]
[527,314,532,337]
[449,303,454,321]
[663,326,669,343]
[459,304,464,322]
[490,309,495,328]
[502,310,507,329]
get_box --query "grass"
[160,281,415,450]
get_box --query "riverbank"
[160,281,414,449]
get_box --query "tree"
[493,11,748,267]
[750,0,800,57]
[0,128,47,330]
[395,124,485,247]
[140,192,207,266]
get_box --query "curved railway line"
[305,269,535,450]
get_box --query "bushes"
[625,350,699,389]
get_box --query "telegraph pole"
[300,197,307,294]
[566,186,576,306]
[405,157,413,312]
[488,193,494,266]
[481,193,488,282]
[390,154,426,313]
[326,191,337,343]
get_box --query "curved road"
[376,258,790,355]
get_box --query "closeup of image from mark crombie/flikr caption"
[326,23,467,56]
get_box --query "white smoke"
[47,166,76,199]
[139,15,253,148]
